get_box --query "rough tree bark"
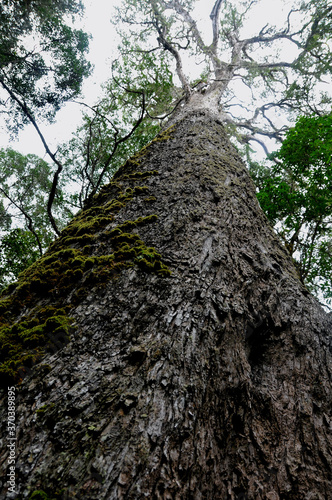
[0,109,331,500]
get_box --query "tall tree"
[1,106,331,500]
[0,1,331,499]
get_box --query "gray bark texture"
[0,110,332,500]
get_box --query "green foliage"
[0,229,41,289]
[251,113,332,305]
[0,148,65,228]
[0,0,91,132]
[59,47,174,206]
[0,148,70,288]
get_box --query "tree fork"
[0,109,331,499]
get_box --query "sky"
[0,0,308,159]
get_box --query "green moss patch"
[0,156,171,386]
[28,490,57,500]
[0,305,73,385]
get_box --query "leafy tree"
[0,0,91,132]
[0,148,69,288]
[0,2,332,497]
[104,0,332,305]
[250,113,332,305]
[59,50,175,206]
[58,0,332,301]
[0,228,41,289]
[0,0,91,236]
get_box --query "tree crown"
[113,0,332,150]
[0,0,91,132]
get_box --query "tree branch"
[210,0,224,53]
[161,0,207,51]
[160,0,222,75]
[0,186,43,256]
[0,76,62,235]
[151,2,192,99]
[238,134,271,157]
[301,217,324,280]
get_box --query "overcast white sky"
[0,0,298,158]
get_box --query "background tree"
[250,112,332,307]
[0,148,70,288]
[0,0,91,236]
[0,0,91,133]
[59,51,176,207]
[0,229,41,289]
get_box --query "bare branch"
[150,4,191,99]
[161,0,207,51]
[71,100,118,128]
[159,0,223,75]
[243,31,303,51]
[210,0,224,53]
[146,94,185,121]
[239,133,271,157]
[82,116,97,193]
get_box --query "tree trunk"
[0,110,331,500]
